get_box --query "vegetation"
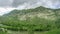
[0,6,60,34]
[46,29,60,34]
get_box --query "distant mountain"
[0,6,60,31]
[0,6,60,25]
[1,6,60,21]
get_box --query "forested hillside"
[0,6,60,34]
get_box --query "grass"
[7,29,60,34]
[1,29,60,34]
[46,29,60,34]
[0,32,7,34]
[7,30,48,34]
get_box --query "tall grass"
[46,29,60,34]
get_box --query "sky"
[0,0,60,16]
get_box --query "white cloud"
[0,0,60,16]
[0,7,16,16]
[40,0,60,8]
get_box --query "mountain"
[0,6,60,24]
[0,6,60,31]
[2,6,60,20]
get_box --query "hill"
[0,6,60,31]
[2,6,59,20]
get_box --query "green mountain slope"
[0,6,60,31]
[2,6,59,20]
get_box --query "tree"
[53,10,60,28]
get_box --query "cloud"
[0,7,16,16]
[0,0,60,8]
[13,0,60,9]
[0,0,60,15]
[0,0,13,7]
[41,0,60,8]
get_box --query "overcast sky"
[0,0,60,16]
